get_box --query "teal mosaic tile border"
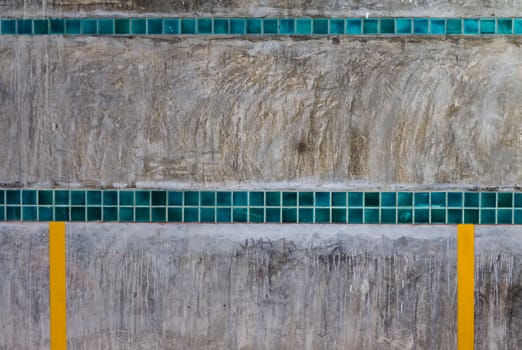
[0,189,521,224]
[1,17,522,36]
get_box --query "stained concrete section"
[0,223,520,349]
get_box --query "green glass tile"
[330,18,345,34]
[23,206,37,221]
[53,190,68,205]
[216,207,231,222]
[313,18,328,34]
[363,19,378,34]
[464,19,479,34]
[151,191,166,206]
[464,192,479,207]
[481,193,496,208]
[87,207,101,221]
[299,192,314,206]
[514,210,522,224]
[34,19,49,34]
[87,191,101,205]
[200,208,215,222]
[249,192,264,206]
[431,209,446,224]
[446,19,462,34]
[65,19,81,34]
[282,208,297,223]
[136,191,150,206]
[380,192,395,207]
[515,194,522,208]
[414,18,429,34]
[381,209,396,224]
[214,18,229,34]
[448,209,462,224]
[217,192,232,206]
[315,208,330,223]
[464,209,479,224]
[148,18,163,34]
[200,190,216,206]
[398,209,412,223]
[315,192,330,207]
[184,208,198,222]
[103,207,118,222]
[299,208,314,223]
[514,19,522,34]
[0,207,4,221]
[136,207,150,222]
[266,208,280,223]
[480,209,495,224]
[50,18,65,34]
[233,192,248,206]
[233,208,248,222]
[2,19,17,34]
[296,18,312,34]
[414,209,429,224]
[283,192,297,206]
[380,18,395,34]
[6,190,20,205]
[332,192,346,207]
[348,209,363,223]
[414,192,429,208]
[246,18,262,34]
[280,18,295,34]
[364,209,379,223]
[184,191,199,206]
[398,192,413,206]
[498,19,513,34]
[365,192,379,207]
[348,192,363,206]
[22,190,36,205]
[346,19,361,34]
[81,19,97,34]
[119,207,134,222]
[164,19,179,34]
[71,190,85,205]
[0,190,3,204]
[480,19,496,34]
[498,193,512,208]
[168,191,182,206]
[396,18,412,34]
[249,208,264,223]
[498,209,512,224]
[71,207,85,222]
[103,191,117,206]
[115,18,130,34]
[266,192,281,206]
[431,192,446,207]
[131,18,147,34]
[98,19,114,34]
[167,207,182,222]
[7,206,21,221]
[263,18,278,34]
[54,207,69,221]
[332,208,346,223]
[430,19,446,34]
[230,19,245,34]
[151,207,166,222]
[448,192,462,207]
[17,19,32,34]
[119,191,134,206]
[39,206,53,221]
[197,18,212,34]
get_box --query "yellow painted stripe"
[457,224,474,350]
[49,222,67,350]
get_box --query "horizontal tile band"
[0,189,520,224]
[0,17,520,36]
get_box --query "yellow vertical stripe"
[457,224,474,350]
[49,222,67,350]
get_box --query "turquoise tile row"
[0,189,521,224]
[1,17,522,36]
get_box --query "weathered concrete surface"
[1,36,521,189]
[1,0,522,17]
[0,224,520,349]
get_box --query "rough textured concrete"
[0,224,520,349]
[1,36,521,189]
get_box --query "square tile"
[249,192,264,206]
[481,193,496,208]
[396,18,412,34]
[282,192,297,206]
[164,19,180,34]
[398,192,413,206]
[17,19,32,34]
[115,18,130,34]
[330,18,345,34]
[430,18,446,34]
[315,192,330,207]
[447,209,462,224]
[23,206,37,221]
[431,192,446,207]
[381,192,396,207]
[216,208,231,222]
[148,18,163,34]
[299,192,314,206]
[280,18,295,34]
[263,18,278,34]
[380,18,395,34]
[266,192,281,206]
[315,208,330,223]
[151,191,166,206]
[184,191,199,206]
[199,191,215,206]
[200,208,215,222]
[363,19,379,34]
[498,193,512,208]
[295,18,312,34]
[331,192,346,207]
[214,18,229,34]
[1,19,17,34]
[346,19,362,34]
[230,19,245,34]
[498,18,513,34]
[103,207,118,222]
[348,192,363,206]
[414,209,429,224]
[87,191,101,205]
[81,19,97,34]
[50,18,65,34]
[22,190,36,205]
[184,207,198,222]
[135,207,150,222]
[431,209,446,224]
[233,208,248,222]
[266,208,281,223]
[446,19,462,34]
[71,207,85,222]
[34,19,49,34]
[282,208,297,223]
[381,209,396,223]
[514,210,522,224]
[54,207,69,221]
[514,19,522,34]
[233,192,248,206]
[197,18,212,34]
[414,18,429,34]
[98,19,114,34]
[398,209,413,223]
[464,192,479,207]
[414,192,429,208]
[480,209,495,224]
[515,193,522,208]
[119,207,134,222]
[131,18,147,34]
[312,18,328,34]
[364,209,379,223]
[497,209,512,224]
[151,207,166,222]
[71,190,85,205]
[103,191,118,206]
[332,208,347,223]
[65,19,81,34]
[246,18,262,34]
[6,206,21,221]
[348,208,363,223]
[216,192,232,206]
[136,191,150,206]
[464,19,479,34]
[364,192,379,207]
[249,208,264,223]
[480,19,496,34]
[119,191,134,206]
[299,208,314,223]
[87,207,101,221]
[448,192,463,207]
[168,191,182,206]
[6,190,20,205]
[167,207,182,222]
[464,209,479,224]
[39,207,53,221]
